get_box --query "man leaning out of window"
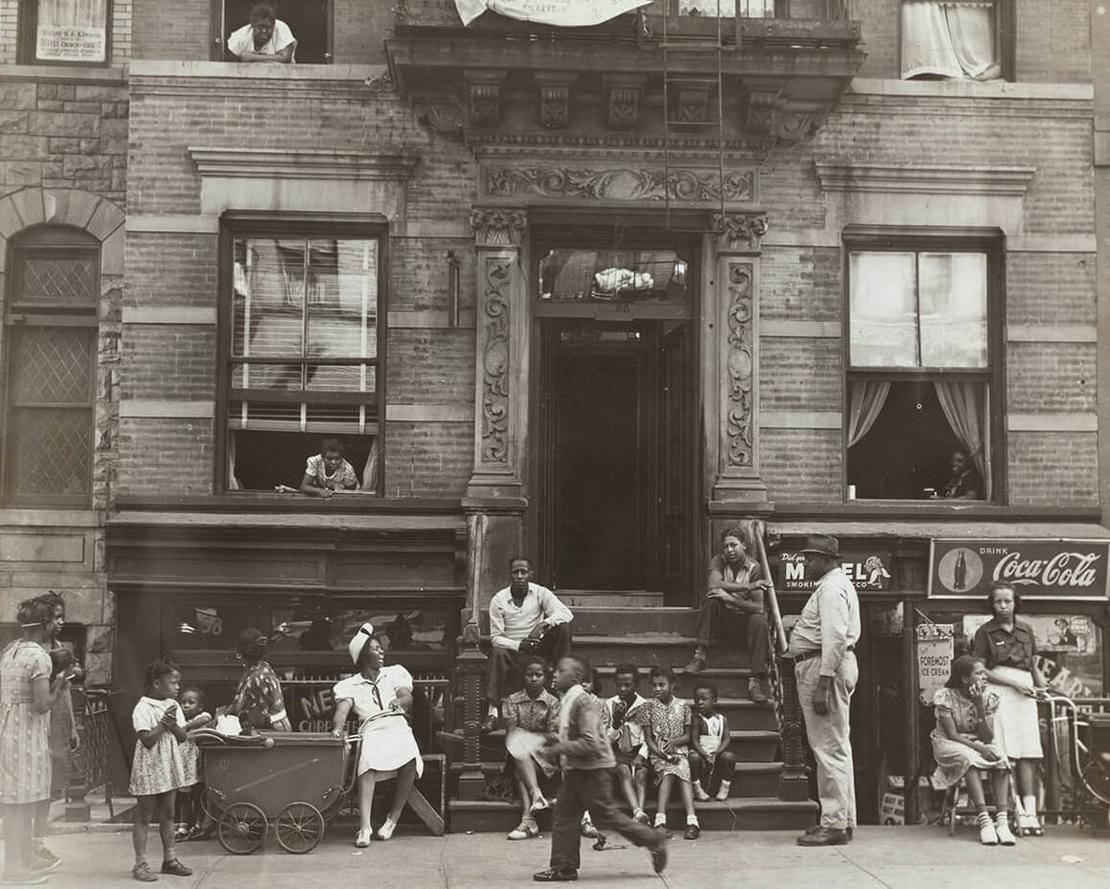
[227,4,296,63]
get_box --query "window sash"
[849,250,988,371]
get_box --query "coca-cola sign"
[928,539,1110,600]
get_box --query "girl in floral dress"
[0,597,71,885]
[129,661,191,882]
[638,666,700,840]
[932,655,1015,846]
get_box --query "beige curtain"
[361,438,381,491]
[902,1,1001,81]
[847,380,891,449]
[934,381,991,499]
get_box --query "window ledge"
[0,64,127,84]
[851,77,1093,102]
[768,502,1103,524]
[129,60,390,83]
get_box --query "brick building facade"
[1,0,1107,826]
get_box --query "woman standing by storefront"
[970,581,1047,835]
[220,629,291,732]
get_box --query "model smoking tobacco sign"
[928,539,1110,600]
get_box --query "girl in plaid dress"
[0,597,71,885]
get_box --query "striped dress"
[0,640,53,804]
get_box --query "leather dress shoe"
[797,826,851,846]
[533,868,578,882]
[804,824,853,840]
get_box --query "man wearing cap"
[484,557,573,733]
[787,534,860,847]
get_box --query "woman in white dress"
[331,623,422,848]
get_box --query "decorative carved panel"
[713,213,768,252]
[413,97,465,136]
[608,86,641,130]
[724,261,754,471]
[465,72,506,127]
[484,165,753,205]
[469,207,527,248]
[479,257,511,466]
[671,79,712,124]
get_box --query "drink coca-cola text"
[992,551,1101,588]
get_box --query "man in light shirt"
[785,534,860,847]
[484,557,573,732]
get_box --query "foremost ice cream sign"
[928,539,1110,600]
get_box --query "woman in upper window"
[970,582,1047,836]
[227,4,296,64]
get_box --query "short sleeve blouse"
[132,696,186,733]
[933,686,999,735]
[971,618,1037,671]
[333,665,414,720]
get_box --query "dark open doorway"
[536,320,698,601]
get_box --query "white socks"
[686,814,699,826]
[654,813,666,827]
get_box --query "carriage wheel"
[275,802,325,854]
[218,802,267,855]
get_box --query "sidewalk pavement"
[8,824,1110,889]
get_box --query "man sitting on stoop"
[684,527,771,703]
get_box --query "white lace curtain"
[901,1,1002,81]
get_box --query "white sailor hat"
[347,622,375,665]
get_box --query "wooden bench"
[406,754,446,836]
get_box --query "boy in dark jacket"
[533,654,667,883]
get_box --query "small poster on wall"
[916,623,954,705]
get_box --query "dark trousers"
[550,768,661,872]
[689,750,736,791]
[486,624,572,706]
[694,599,768,676]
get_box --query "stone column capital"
[470,206,527,249]
[712,212,769,254]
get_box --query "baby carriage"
[195,729,359,854]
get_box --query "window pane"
[11,327,94,404]
[539,248,690,303]
[305,364,375,393]
[849,252,918,367]
[232,238,306,367]
[8,407,91,497]
[305,238,378,392]
[35,0,108,63]
[19,254,98,305]
[918,252,988,368]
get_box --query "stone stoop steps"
[446,604,817,833]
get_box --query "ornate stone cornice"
[465,70,507,128]
[469,206,527,248]
[814,162,1037,196]
[713,213,769,253]
[535,72,578,131]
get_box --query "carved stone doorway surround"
[706,212,771,511]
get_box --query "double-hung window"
[3,228,99,506]
[220,215,385,495]
[845,232,1002,502]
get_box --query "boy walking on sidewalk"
[534,654,668,883]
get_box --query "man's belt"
[783,646,854,665]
